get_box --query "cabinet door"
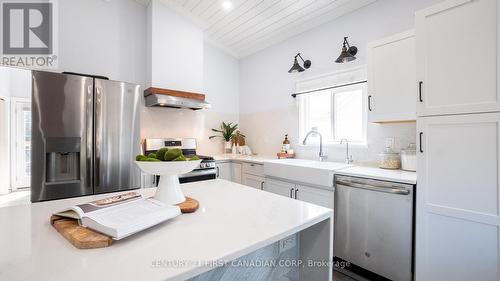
[367,30,416,122]
[242,174,265,190]
[416,113,500,281]
[216,163,232,181]
[416,0,500,116]
[296,184,334,209]
[232,163,242,184]
[264,178,294,198]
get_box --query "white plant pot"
[135,160,202,205]
[224,141,232,153]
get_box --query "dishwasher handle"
[336,179,411,195]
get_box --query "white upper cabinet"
[416,113,500,281]
[416,0,500,117]
[367,30,417,122]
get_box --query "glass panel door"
[12,100,31,189]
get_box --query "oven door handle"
[179,169,217,178]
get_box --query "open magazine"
[54,192,181,240]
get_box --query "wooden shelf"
[144,87,205,101]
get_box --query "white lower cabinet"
[416,113,500,281]
[216,162,232,181]
[216,162,242,183]
[232,163,242,184]
[242,174,265,190]
[264,178,334,209]
[264,178,294,198]
[296,184,334,209]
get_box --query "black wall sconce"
[335,37,357,63]
[288,53,311,73]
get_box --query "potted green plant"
[209,122,240,153]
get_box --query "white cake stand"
[135,160,202,205]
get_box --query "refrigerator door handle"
[87,84,94,190]
[94,86,102,189]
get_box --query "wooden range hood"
[144,87,211,110]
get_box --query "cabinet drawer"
[242,162,264,177]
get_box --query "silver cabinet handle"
[250,164,255,167]
[216,166,220,178]
[260,181,264,190]
[336,180,410,195]
[290,188,294,198]
[294,188,299,199]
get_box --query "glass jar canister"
[379,147,401,170]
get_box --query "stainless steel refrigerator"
[31,71,141,202]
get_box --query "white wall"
[0,67,31,99]
[141,2,239,155]
[141,42,240,155]
[147,0,203,92]
[239,0,441,163]
[57,0,147,85]
[0,99,9,194]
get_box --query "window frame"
[298,82,368,146]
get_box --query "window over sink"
[298,82,367,145]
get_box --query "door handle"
[260,181,264,190]
[418,81,423,102]
[94,87,102,188]
[294,188,299,199]
[290,188,294,198]
[216,166,220,178]
[368,95,373,111]
[419,132,424,153]
[336,180,411,195]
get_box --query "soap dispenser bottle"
[282,135,290,153]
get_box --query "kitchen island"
[0,179,333,281]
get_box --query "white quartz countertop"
[0,180,332,281]
[213,154,275,164]
[335,166,417,184]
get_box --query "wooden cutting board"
[178,197,199,213]
[50,215,113,249]
[51,197,200,249]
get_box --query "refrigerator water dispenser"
[45,138,81,183]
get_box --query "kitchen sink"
[263,159,352,188]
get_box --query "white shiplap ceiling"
[145,0,377,58]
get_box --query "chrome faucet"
[340,139,354,164]
[303,127,328,162]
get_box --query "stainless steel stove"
[143,138,216,184]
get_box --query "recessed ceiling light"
[222,1,233,11]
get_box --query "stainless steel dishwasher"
[334,175,414,281]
